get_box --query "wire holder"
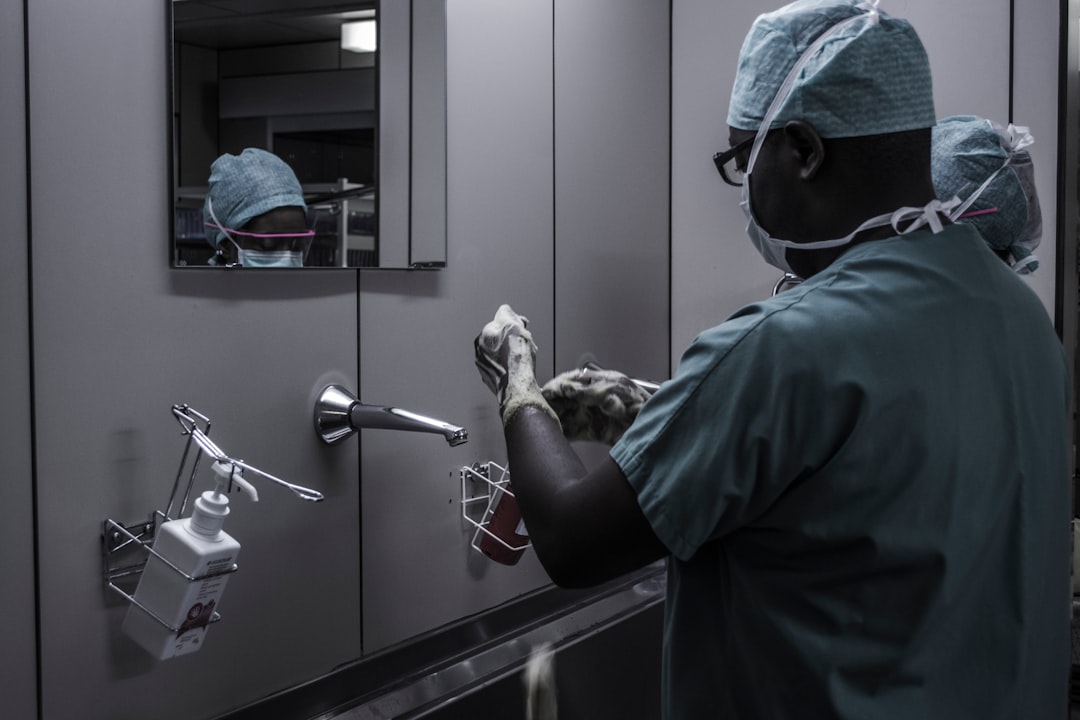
[460,461,530,557]
[102,517,236,632]
[101,405,238,631]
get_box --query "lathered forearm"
[503,406,667,588]
[503,406,589,583]
[500,335,560,426]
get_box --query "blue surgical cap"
[931,115,1042,273]
[728,0,936,138]
[202,148,307,249]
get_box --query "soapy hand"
[541,367,651,445]
[474,305,560,426]
[474,304,533,398]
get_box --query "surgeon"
[931,114,1043,274]
[473,1,1071,718]
[202,148,314,268]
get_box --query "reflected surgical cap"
[931,115,1042,272]
[727,0,936,138]
[202,148,307,248]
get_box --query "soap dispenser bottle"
[122,461,257,660]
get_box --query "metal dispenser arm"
[102,404,323,638]
[580,362,662,395]
[173,406,324,502]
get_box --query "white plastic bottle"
[122,461,256,660]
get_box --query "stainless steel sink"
[329,568,665,720]
[215,565,666,720]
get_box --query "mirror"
[170,0,447,269]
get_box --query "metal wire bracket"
[102,405,229,631]
[102,404,323,631]
[460,461,530,556]
[102,516,235,631]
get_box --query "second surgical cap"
[931,115,1042,273]
[728,0,935,138]
[203,148,307,249]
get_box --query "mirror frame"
[167,0,447,270]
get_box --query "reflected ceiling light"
[341,20,377,53]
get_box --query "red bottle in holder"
[477,484,529,565]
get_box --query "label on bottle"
[165,564,230,627]
[177,581,225,633]
[171,627,207,657]
[122,520,239,660]
[164,574,230,658]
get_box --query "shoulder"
[688,278,848,367]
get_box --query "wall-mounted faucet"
[313,385,468,447]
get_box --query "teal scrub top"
[611,224,1071,719]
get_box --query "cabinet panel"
[0,0,36,717]
[359,0,557,653]
[358,0,674,652]
[28,2,361,718]
[555,0,672,386]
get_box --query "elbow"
[528,530,611,589]
[535,551,602,589]
[526,513,668,589]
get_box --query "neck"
[787,186,940,278]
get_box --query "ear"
[784,120,825,181]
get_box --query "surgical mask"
[740,1,953,274]
[741,184,958,274]
[230,242,304,268]
[947,122,1041,275]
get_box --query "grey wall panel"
[670,0,781,361]
[28,1,361,718]
[554,0,671,386]
[1009,0,1061,320]
[899,1,1010,122]
[0,0,39,717]
[358,0,557,653]
[1053,0,1079,490]
[358,0,674,653]
[671,0,1016,366]
[380,0,411,268]
[411,0,448,266]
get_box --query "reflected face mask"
[231,244,304,268]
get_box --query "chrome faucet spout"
[349,404,469,446]
[313,384,468,446]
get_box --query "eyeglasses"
[204,222,316,252]
[712,136,755,187]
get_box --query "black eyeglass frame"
[712,135,756,187]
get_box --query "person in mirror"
[202,148,314,268]
[473,2,1070,718]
